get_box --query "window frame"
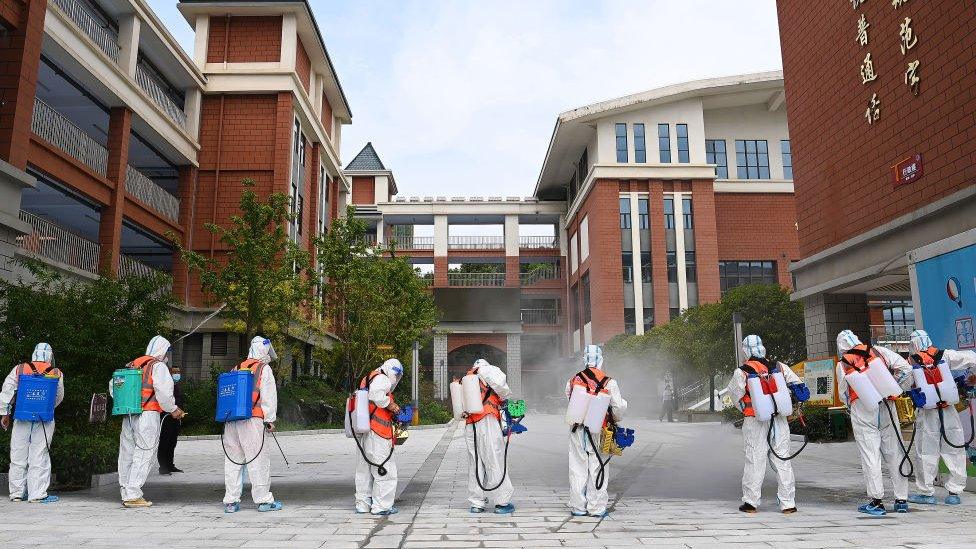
[706,139,728,178]
[658,124,671,163]
[735,139,770,180]
[615,123,628,163]
[676,123,689,163]
[781,139,793,179]
[634,123,646,163]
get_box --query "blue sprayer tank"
[13,375,58,422]
[215,370,254,422]
[111,368,144,416]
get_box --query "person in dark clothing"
[158,368,184,475]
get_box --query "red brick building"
[777,0,976,357]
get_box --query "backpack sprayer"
[345,385,414,477]
[214,369,291,467]
[471,399,526,492]
[741,360,811,461]
[910,352,976,451]
[11,367,60,456]
[564,373,634,490]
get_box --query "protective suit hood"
[31,342,53,363]
[248,336,277,364]
[741,335,766,360]
[910,329,933,354]
[146,335,171,361]
[836,330,862,354]
[583,345,604,370]
[380,358,404,389]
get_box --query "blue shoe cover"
[224,502,240,513]
[257,501,282,512]
[945,494,962,505]
[469,506,486,514]
[589,510,610,518]
[494,503,516,514]
[30,495,59,504]
[907,494,937,505]
[858,502,886,516]
[570,509,588,517]
[894,501,909,513]
[372,506,399,516]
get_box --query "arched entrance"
[447,343,506,380]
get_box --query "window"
[735,140,770,179]
[719,260,778,292]
[882,302,915,328]
[581,273,592,325]
[638,198,649,229]
[640,251,651,283]
[624,308,636,335]
[685,251,697,282]
[669,308,680,321]
[643,308,654,332]
[615,123,628,163]
[663,198,675,229]
[622,252,633,283]
[781,140,793,179]
[579,148,588,179]
[634,123,646,163]
[682,197,693,229]
[706,139,728,178]
[619,197,631,229]
[658,124,671,163]
[210,333,228,356]
[666,251,677,283]
[579,216,590,261]
[676,124,689,163]
[296,194,304,236]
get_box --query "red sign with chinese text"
[892,154,923,187]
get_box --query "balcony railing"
[16,210,100,275]
[870,324,915,344]
[388,235,434,250]
[519,235,559,249]
[51,0,121,62]
[448,236,504,250]
[134,63,187,130]
[32,98,108,177]
[448,272,505,287]
[521,308,560,325]
[520,265,561,286]
[126,166,180,222]
[118,254,173,292]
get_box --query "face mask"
[172,374,182,382]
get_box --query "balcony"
[388,235,434,250]
[119,254,173,293]
[448,236,504,250]
[51,0,121,63]
[870,324,915,353]
[135,63,187,130]
[519,236,559,250]
[16,210,100,275]
[447,272,505,287]
[125,166,180,222]
[32,98,108,177]
[521,308,560,325]
[520,265,561,286]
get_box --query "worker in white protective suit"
[465,358,516,514]
[906,329,976,506]
[566,345,627,517]
[354,358,404,515]
[114,335,185,508]
[223,336,281,513]
[727,335,808,514]
[0,343,64,503]
[835,329,913,515]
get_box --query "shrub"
[791,405,837,442]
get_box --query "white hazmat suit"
[114,335,178,505]
[223,337,279,506]
[726,335,802,512]
[355,358,403,514]
[0,343,64,502]
[465,359,515,511]
[908,330,976,500]
[835,330,913,504]
[566,346,627,516]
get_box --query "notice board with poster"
[801,358,840,407]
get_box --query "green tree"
[175,179,312,357]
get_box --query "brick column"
[433,256,448,287]
[308,143,320,260]
[272,92,294,195]
[0,0,47,170]
[506,333,522,398]
[504,256,520,287]
[648,181,670,325]
[584,180,625,343]
[691,179,720,304]
[173,165,197,304]
[98,107,132,276]
[432,333,448,399]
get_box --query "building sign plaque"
[892,154,923,186]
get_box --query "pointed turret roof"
[345,142,386,171]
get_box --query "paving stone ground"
[1,414,975,547]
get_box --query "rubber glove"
[907,387,927,409]
[789,383,811,402]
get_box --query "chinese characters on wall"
[852,0,921,125]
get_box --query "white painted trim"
[907,227,976,264]
[579,216,590,262]
[374,200,566,217]
[504,215,519,256]
[433,215,448,257]
[714,180,794,193]
[203,62,284,72]
[673,193,689,311]
[280,13,297,68]
[628,192,645,334]
[118,14,140,77]
[132,0,206,86]
[192,14,209,68]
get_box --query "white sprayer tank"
[566,385,591,425]
[745,375,775,421]
[844,369,883,411]
[449,380,464,419]
[583,393,611,432]
[770,370,794,416]
[352,389,371,434]
[461,373,484,414]
[865,356,903,399]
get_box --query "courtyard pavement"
[1,414,976,547]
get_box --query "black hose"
[583,427,611,490]
[127,413,167,452]
[937,402,976,449]
[220,415,267,466]
[882,399,916,478]
[267,427,289,466]
[471,417,511,492]
[765,393,807,461]
[349,408,394,476]
[36,416,52,457]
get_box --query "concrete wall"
[703,103,791,180]
[802,293,869,359]
[595,97,706,165]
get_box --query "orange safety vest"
[570,367,612,426]
[127,356,163,412]
[739,358,779,417]
[360,369,396,439]
[17,361,61,379]
[839,344,890,404]
[465,366,503,425]
[234,359,267,419]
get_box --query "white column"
[280,13,298,68]
[433,334,448,399]
[628,192,645,334]
[118,14,141,77]
[309,71,319,105]
[376,219,384,245]
[184,88,202,140]
[504,215,519,256]
[673,193,689,311]
[433,215,448,257]
[192,14,210,68]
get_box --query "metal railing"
[448,236,504,250]
[32,98,108,176]
[520,265,561,286]
[134,63,187,130]
[870,324,915,344]
[51,0,121,62]
[119,254,173,293]
[521,308,560,325]
[126,165,180,222]
[447,272,506,287]
[519,235,559,249]
[388,235,434,250]
[16,210,101,274]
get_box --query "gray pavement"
[2,414,976,547]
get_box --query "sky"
[149,0,783,198]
